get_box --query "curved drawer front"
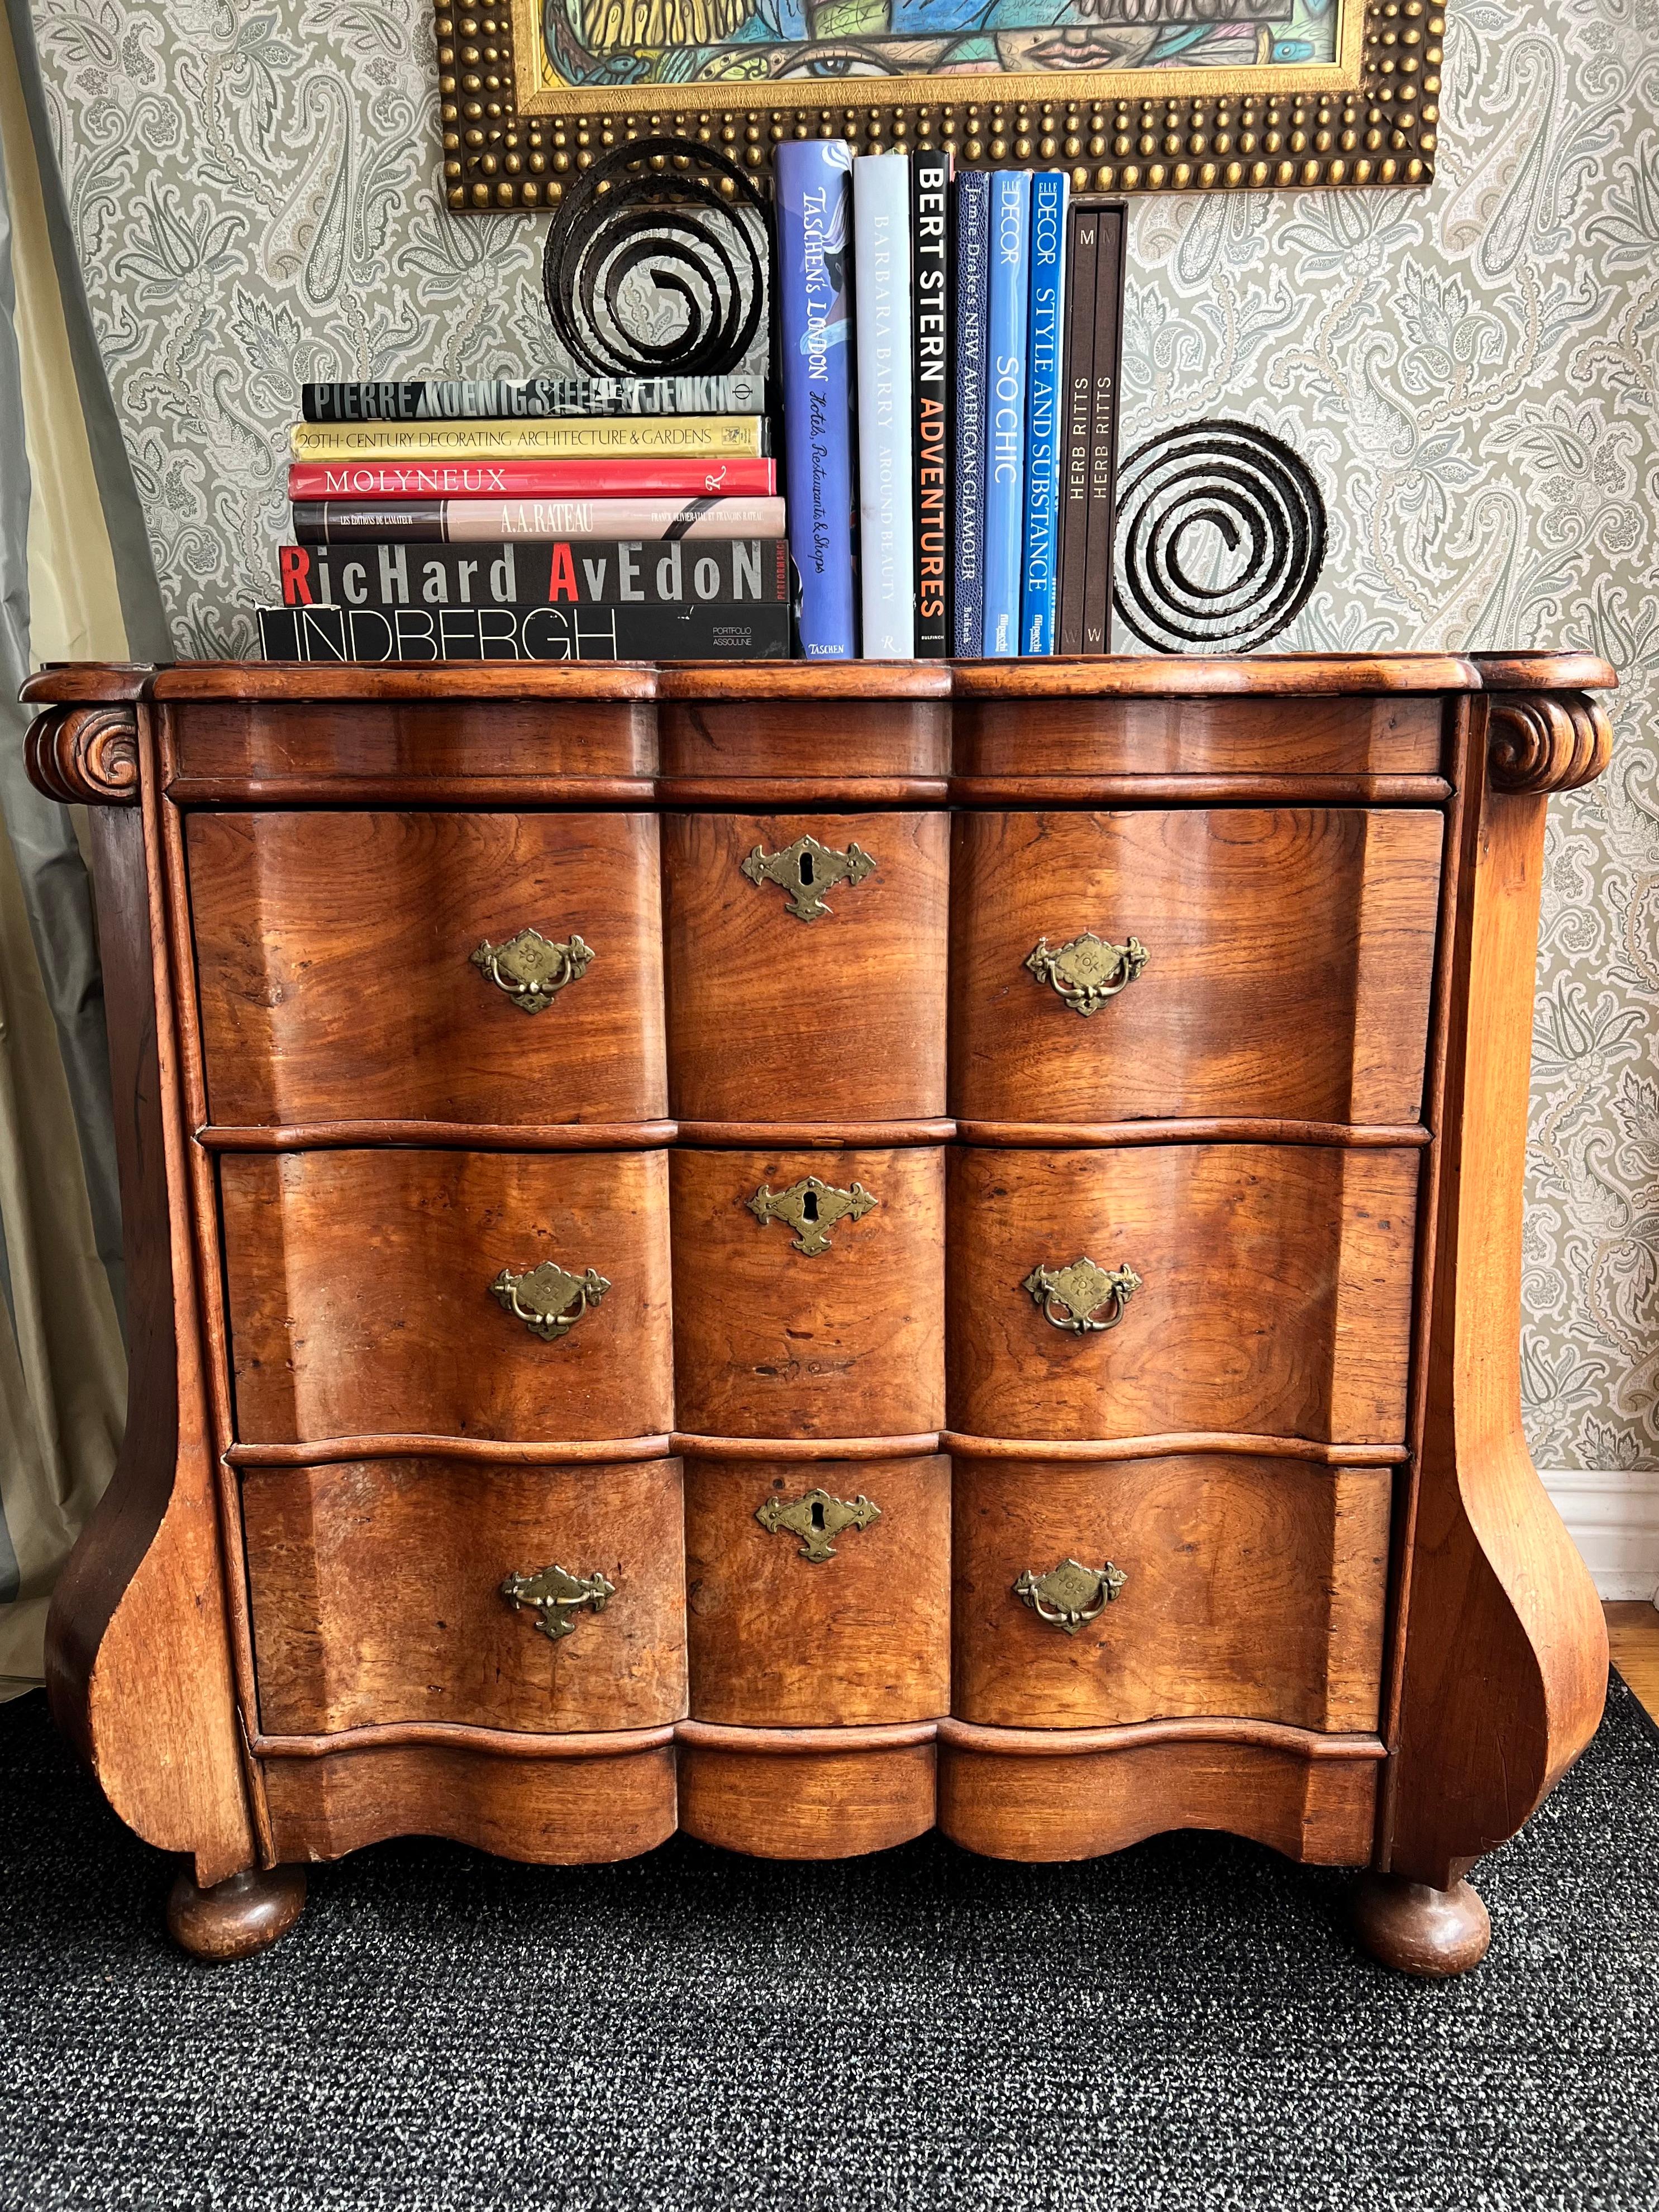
[684,1448,950,1726]
[663,811,948,1123]
[670,1146,946,1439]
[222,1148,672,1443]
[950,809,1442,1127]
[951,1447,1390,1732]
[243,1455,687,1736]
[189,811,666,1128]
[947,1143,1418,1444]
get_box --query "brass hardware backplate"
[471,926,594,1013]
[1023,1256,1142,1333]
[741,834,875,922]
[749,1175,878,1256]
[1014,1558,1128,1635]
[755,1486,881,1563]
[490,1258,610,1341]
[1026,932,1148,1016]
[500,1562,616,1642]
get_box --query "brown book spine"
[1056,206,1098,657]
[1080,203,1128,656]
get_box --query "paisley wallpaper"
[21,0,1659,1473]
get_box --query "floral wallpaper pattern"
[23,0,1659,1470]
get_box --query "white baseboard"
[1539,1467,1659,1601]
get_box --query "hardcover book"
[1056,204,1099,657]
[1081,201,1129,656]
[776,139,857,660]
[258,602,791,662]
[910,150,952,659]
[291,496,787,544]
[1019,172,1069,658]
[278,539,791,608]
[982,170,1032,660]
[289,416,769,463]
[302,375,769,422]
[287,459,779,500]
[854,152,915,661]
[951,170,991,659]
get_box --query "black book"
[258,602,791,662]
[910,150,953,657]
[1056,206,1099,657]
[278,539,792,609]
[302,375,770,421]
[1079,202,1128,656]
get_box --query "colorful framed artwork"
[437,0,1442,210]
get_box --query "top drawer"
[187,812,666,1129]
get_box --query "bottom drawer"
[243,1454,688,1737]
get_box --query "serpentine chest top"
[25,651,1616,1976]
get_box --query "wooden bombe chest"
[25,652,1614,1977]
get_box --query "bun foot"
[1353,1871,1491,1978]
[165,1862,307,1961]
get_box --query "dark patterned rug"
[2,1676,1656,2211]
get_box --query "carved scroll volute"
[25,704,141,805]
[1486,692,1613,795]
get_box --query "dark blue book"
[1021,173,1068,655]
[951,170,991,657]
[776,140,857,659]
[983,169,1031,659]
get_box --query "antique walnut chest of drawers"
[25,652,1614,1976]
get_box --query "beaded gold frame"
[438,0,1442,211]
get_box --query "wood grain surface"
[947,1143,1419,1445]
[684,1451,950,1725]
[676,1738,936,1856]
[189,811,666,1128]
[242,1455,687,1734]
[221,1147,672,1443]
[163,695,656,785]
[950,1448,1390,1732]
[664,811,948,1123]
[950,809,1442,1125]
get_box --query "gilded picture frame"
[437,0,1441,211]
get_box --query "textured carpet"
[2,1680,1657,2212]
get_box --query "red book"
[287,457,778,500]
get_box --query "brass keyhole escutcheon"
[471,927,594,1013]
[749,1175,878,1256]
[756,1487,881,1563]
[1014,1558,1127,1634]
[500,1562,616,1642]
[490,1258,609,1341]
[740,835,875,922]
[1023,1256,1142,1333]
[1027,932,1148,1016]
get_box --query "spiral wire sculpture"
[1113,419,1327,654]
[541,137,770,380]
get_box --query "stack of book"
[258,373,792,662]
[776,146,1126,661]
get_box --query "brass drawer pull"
[1026,931,1148,1016]
[1014,1558,1127,1635]
[749,1174,878,1256]
[471,926,594,1012]
[1023,1256,1142,1333]
[490,1258,610,1341]
[756,1486,881,1562]
[741,833,875,922]
[500,1562,616,1642]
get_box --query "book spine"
[301,374,770,422]
[982,170,1031,660]
[776,139,857,660]
[910,150,952,659]
[951,171,991,658]
[287,458,779,499]
[1081,202,1129,656]
[278,539,791,608]
[290,497,789,544]
[855,152,915,661]
[289,415,769,463]
[1056,204,1099,657]
[1019,173,1068,657]
[259,601,792,663]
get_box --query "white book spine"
[854,152,916,660]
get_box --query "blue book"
[952,171,991,657]
[854,152,915,660]
[1021,172,1069,656]
[983,169,1031,659]
[775,140,857,659]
